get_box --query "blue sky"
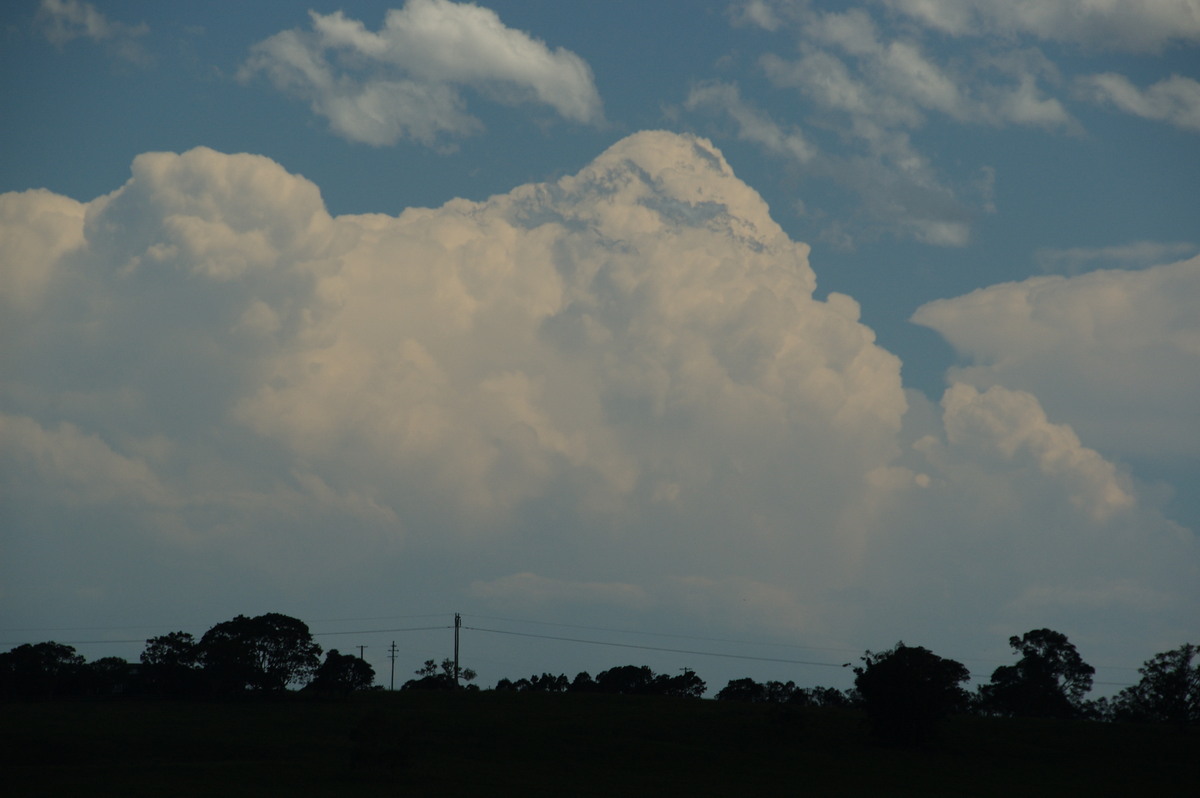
[2,0,1198,693]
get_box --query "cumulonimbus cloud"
[913,255,1200,459]
[2,131,1193,666]
[239,0,604,147]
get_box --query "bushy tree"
[587,665,706,698]
[141,631,202,696]
[593,664,657,694]
[569,671,596,692]
[0,642,85,698]
[84,656,136,696]
[854,643,971,745]
[658,668,707,698]
[979,629,1094,719]
[495,673,570,692]
[403,658,476,690]
[197,613,321,693]
[716,677,770,703]
[1112,643,1200,726]
[307,650,376,696]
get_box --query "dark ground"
[2,691,1195,796]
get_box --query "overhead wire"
[464,625,853,668]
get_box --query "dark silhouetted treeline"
[1,612,375,699]
[4,616,1198,740]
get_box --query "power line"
[312,625,451,637]
[1,625,452,648]
[467,613,862,656]
[0,638,149,646]
[464,625,852,669]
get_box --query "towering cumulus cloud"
[1,132,1193,666]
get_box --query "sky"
[2,0,1198,696]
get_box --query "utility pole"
[453,612,461,688]
[356,644,366,661]
[388,641,398,691]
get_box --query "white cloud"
[729,0,786,31]
[884,0,1200,52]
[913,256,1200,459]
[1035,240,1198,273]
[1079,73,1200,131]
[0,413,173,508]
[240,0,603,147]
[0,189,85,321]
[38,0,149,63]
[937,383,1134,522]
[703,7,1074,247]
[685,81,816,163]
[2,132,1194,674]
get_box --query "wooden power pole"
[453,613,462,688]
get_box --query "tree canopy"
[1112,643,1199,726]
[979,628,1095,718]
[307,650,376,696]
[0,642,85,698]
[854,642,971,745]
[197,613,322,693]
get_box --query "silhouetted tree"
[594,665,658,695]
[197,613,321,694]
[854,642,971,746]
[717,677,769,703]
[589,665,705,698]
[141,631,202,696]
[716,678,851,707]
[657,668,707,698]
[0,642,85,698]
[403,658,476,690]
[979,629,1094,719]
[84,656,137,696]
[494,673,570,692]
[1112,643,1200,726]
[307,649,376,696]
[569,671,596,692]
[804,686,852,708]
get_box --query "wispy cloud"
[685,81,816,163]
[1035,240,1199,273]
[1078,73,1200,132]
[696,5,1080,247]
[239,0,603,147]
[38,0,149,64]
[881,0,1200,53]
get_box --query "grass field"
[2,691,1195,796]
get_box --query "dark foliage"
[1112,643,1200,726]
[306,649,376,696]
[589,665,707,698]
[715,677,850,707]
[495,672,571,692]
[978,629,1095,719]
[570,671,597,692]
[0,641,85,698]
[140,631,203,696]
[197,613,322,694]
[854,642,970,746]
[83,656,137,696]
[402,658,477,690]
